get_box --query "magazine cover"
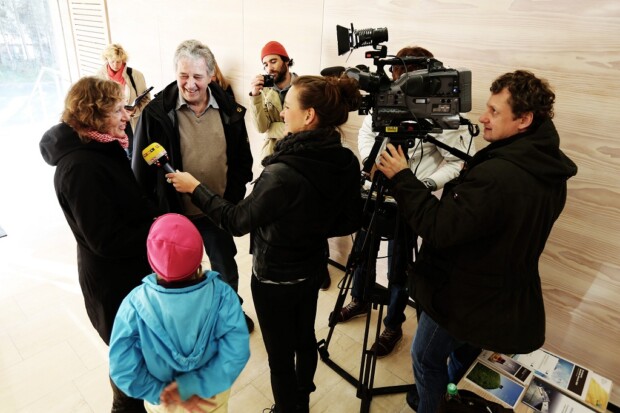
[522,377,596,413]
[478,350,532,383]
[464,361,525,408]
[512,349,612,412]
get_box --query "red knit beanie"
[261,41,289,61]
[147,213,204,282]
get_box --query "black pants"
[251,271,324,413]
[110,376,146,413]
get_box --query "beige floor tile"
[0,295,28,334]
[250,368,274,404]
[8,305,79,356]
[0,330,22,369]
[68,329,111,371]
[16,381,93,413]
[0,341,88,411]
[228,383,273,412]
[231,332,270,392]
[74,364,114,413]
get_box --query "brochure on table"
[475,349,612,412]
[463,361,526,409]
[522,377,597,413]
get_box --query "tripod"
[318,126,476,412]
[317,167,416,413]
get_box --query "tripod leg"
[318,230,367,360]
[317,267,354,360]
[357,302,385,413]
[319,171,414,412]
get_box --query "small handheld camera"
[263,74,275,87]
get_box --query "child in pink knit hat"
[109,213,250,413]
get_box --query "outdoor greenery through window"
[0,0,68,126]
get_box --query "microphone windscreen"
[320,66,346,77]
[142,142,167,166]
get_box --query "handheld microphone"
[142,142,175,174]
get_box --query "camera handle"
[317,169,415,413]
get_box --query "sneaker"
[406,386,419,411]
[333,298,369,323]
[244,313,254,333]
[320,273,331,290]
[370,327,402,358]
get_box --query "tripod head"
[363,121,475,181]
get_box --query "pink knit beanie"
[147,213,204,282]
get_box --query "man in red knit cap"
[248,41,297,158]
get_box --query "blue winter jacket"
[109,271,250,404]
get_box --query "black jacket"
[132,81,253,211]
[40,123,159,344]
[191,128,363,282]
[391,119,577,353]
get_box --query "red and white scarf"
[85,130,128,149]
[107,63,126,86]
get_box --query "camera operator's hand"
[249,74,265,96]
[376,143,409,179]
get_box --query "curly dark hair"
[490,70,555,124]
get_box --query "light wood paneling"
[104,0,620,406]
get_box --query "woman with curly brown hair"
[40,76,159,412]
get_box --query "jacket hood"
[473,119,577,185]
[264,128,360,200]
[40,123,88,166]
[40,122,129,167]
[132,271,221,372]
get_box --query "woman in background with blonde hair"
[97,43,151,158]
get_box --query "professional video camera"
[331,24,477,205]
[335,23,476,172]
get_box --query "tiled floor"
[0,118,417,412]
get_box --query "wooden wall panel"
[104,0,620,405]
